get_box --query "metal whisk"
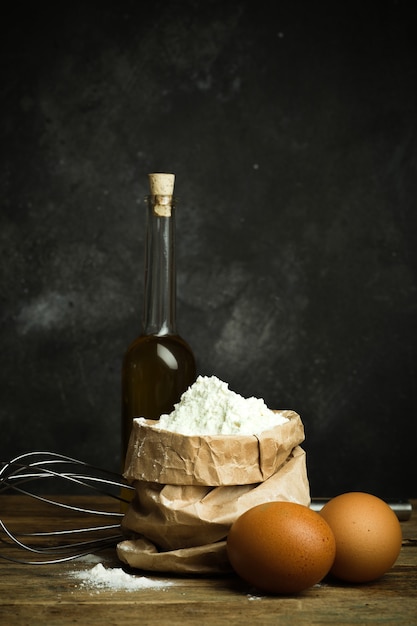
[0,451,134,565]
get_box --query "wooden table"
[0,495,416,625]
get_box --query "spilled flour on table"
[70,563,174,592]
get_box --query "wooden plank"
[0,496,416,625]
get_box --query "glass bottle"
[121,173,196,466]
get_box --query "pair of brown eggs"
[226,492,403,594]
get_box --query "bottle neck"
[142,195,177,335]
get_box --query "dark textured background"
[1,1,416,498]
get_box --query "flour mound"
[157,375,288,435]
[71,563,173,591]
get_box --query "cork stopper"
[148,173,175,216]
[148,173,175,196]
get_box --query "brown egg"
[226,501,336,594]
[319,492,403,583]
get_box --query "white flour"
[157,375,288,435]
[71,563,173,592]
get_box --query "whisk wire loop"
[0,451,135,565]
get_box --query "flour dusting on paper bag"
[117,376,310,574]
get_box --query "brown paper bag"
[117,411,310,574]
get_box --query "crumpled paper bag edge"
[123,410,305,486]
[117,537,232,575]
[118,445,310,573]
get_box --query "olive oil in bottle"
[121,173,196,466]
